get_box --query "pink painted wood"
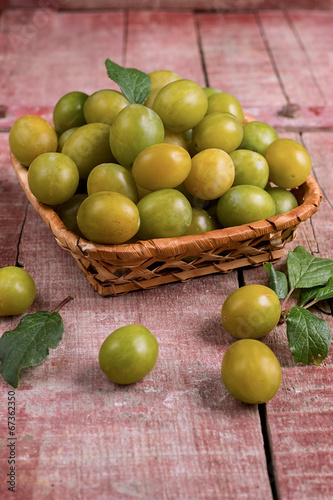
[0,9,125,127]
[5,0,333,10]
[198,10,333,129]
[125,10,206,86]
[0,8,333,500]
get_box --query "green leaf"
[263,262,288,299]
[0,311,63,388]
[299,276,333,307]
[286,306,331,365]
[105,58,151,104]
[287,246,333,290]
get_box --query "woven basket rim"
[11,151,322,263]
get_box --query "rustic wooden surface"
[2,1,333,11]
[0,7,333,500]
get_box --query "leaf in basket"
[287,246,333,291]
[105,59,151,105]
[286,306,331,365]
[263,262,288,299]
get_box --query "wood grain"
[0,186,272,497]
[197,12,285,106]
[258,11,325,107]
[5,0,333,10]
[125,10,206,86]
[199,11,333,130]
[268,365,333,500]
[243,130,333,500]
[0,133,28,267]
[1,8,333,500]
[0,9,125,128]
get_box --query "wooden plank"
[0,9,125,128]
[0,10,273,500]
[0,9,208,129]
[125,10,206,86]
[243,130,333,499]
[268,365,333,500]
[6,0,333,10]
[242,129,332,345]
[0,206,273,498]
[240,104,333,131]
[289,10,333,105]
[1,9,333,499]
[0,133,28,268]
[198,11,333,129]
[301,131,333,257]
[251,10,333,129]
[197,12,285,107]
[258,10,325,107]
[2,10,333,130]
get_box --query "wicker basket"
[11,145,322,296]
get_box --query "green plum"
[53,91,88,135]
[145,70,181,108]
[217,185,276,227]
[57,193,88,235]
[83,89,130,125]
[192,112,243,154]
[0,266,36,316]
[221,284,281,339]
[153,79,208,133]
[28,152,79,205]
[222,339,282,404]
[239,121,279,156]
[9,115,58,166]
[266,187,299,214]
[62,123,114,179]
[202,87,221,98]
[265,138,312,189]
[132,143,192,191]
[185,148,235,200]
[99,325,159,385]
[183,207,217,235]
[77,191,140,244]
[109,103,164,168]
[87,163,139,203]
[58,127,78,152]
[136,188,192,239]
[206,92,243,123]
[229,149,269,189]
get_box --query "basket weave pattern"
[11,151,322,296]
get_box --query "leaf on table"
[105,59,151,105]
[0,311,63,388]
[263,262,288,299]
[287,246,333,290]
[299,276,333,307]
[286,306,331,365]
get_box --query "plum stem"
[52,296,73,313]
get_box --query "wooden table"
[1,6,333,500]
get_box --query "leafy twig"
[265,246,332,365]
[0,297,73,388]
[52,295,73,313]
